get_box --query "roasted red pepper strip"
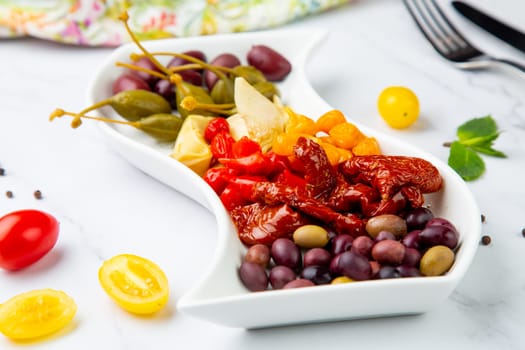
[339,155,443,200]
[293,137,337,199]
[232,136,261,158]
[203,167,238,195]
[204,118,230,143]
[231,203,311,246]
[219,151,274,176]
[210,131,235,160]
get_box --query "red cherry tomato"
[0,209,59,271]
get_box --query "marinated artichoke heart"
[227,77,287,152]
[170,114,215,176]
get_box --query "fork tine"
[404,0,471,56]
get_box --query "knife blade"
[452,1,525,54]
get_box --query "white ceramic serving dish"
[87,29,481,329]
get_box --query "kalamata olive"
[369,261,380,278]
[153,79,176,107]
[271,238,301,270]
[419,245,455,276]
[293,225,329,248]
[329,253,342,276]
[303,248,332,267]
[178,69,203,86]
[366,214,407,239]
[167,50,207,70]
[402,247,421,267]
[396,265,422,277]
[330,234,353,255]
[337,251,372,281]
[129,57,161,86]
[374,230,396,242]
[204,53,241,90]
[112,73,151,94]
[244,244,271,268]
[350,235,374,258]
[426,217,458,232]
[283,279,315,289]
[239,261,268,291]
[401,230,421,249]
[405,207,434,230]
[247,45,292,81]
[371,240,406,266]
[378,265,400,279]
[269,265,296,289]
[300,265,332,285]
[418,225,458,249]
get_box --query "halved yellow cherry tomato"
[98,254,169,315]
[377,86,420,129]
[0,289,77,340]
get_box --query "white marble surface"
[1,0,525,349]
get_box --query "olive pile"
[238,207,460,291]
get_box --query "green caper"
[210,78,235,104]
[419,245,455,276]
[232,65,266,85]
[252,81,280,100]
[175,81,215,119]
[135,113,183,142]
[111,90,172,121]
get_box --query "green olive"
[293,225,329,248]
[419,245,455,276]
[111,90,172,121]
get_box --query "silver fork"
[403,0,525,74]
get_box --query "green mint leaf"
[457,115,498,142]
[459,132,499,147]
[448,141,485,181]
[470,144,507,158]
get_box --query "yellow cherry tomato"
[0,289,77,340]
[98,254,169,315]
[377,86,420,129]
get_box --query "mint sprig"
[447,115,506,181]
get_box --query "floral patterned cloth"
[0,0,350,46]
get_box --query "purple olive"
[330,234,353,255]
[337,251,372,281]
[204,53,241,90]
[300,265,332,285]
[303,248,332,267]
[350,235,374,258]
[239,261,268,292]
[405,207,434,230]
[129,57,161,86]
[283,279,315,289]
[418,225,458,249]
[371,240,406,266]
[247,45,292,81]
[271,238,301,270]
[112,73,150,94]
[269,265,296,289]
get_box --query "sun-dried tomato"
[339,155,442,200]
[293,137,336,199]
[231,203,310,246]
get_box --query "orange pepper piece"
[315,110,346,134]
[352,137,381,156]
[328,122,365,149]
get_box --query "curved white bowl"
[87,29,481,329]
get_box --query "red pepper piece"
[210,131,235,160]
[219,151,273,176]
[232,136,261,158]
[203,167,238,194]
[274,169,307,191]
[204,118,230,143]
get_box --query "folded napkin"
[0,0,350,46]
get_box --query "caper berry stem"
[133,51,230,81]
[118,12,172,77]
[115,61,169,81]
[49,108,139,129]
[180,96,235,115]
